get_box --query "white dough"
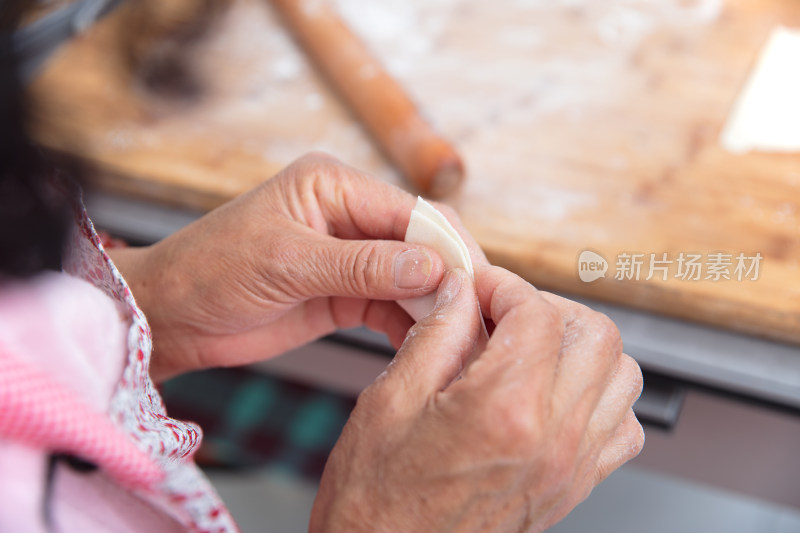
[720,26,800,154]
[399,197,474,321]
[411,199,474,277]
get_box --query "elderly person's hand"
[311,265,644,532]
[110,153,484,380]
[112,151,643,529]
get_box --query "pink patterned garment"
[0,202,240,532]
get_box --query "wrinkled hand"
[110,153,482,380]
[109,150,643,530]
[311,266,644,533]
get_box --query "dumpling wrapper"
[399,197,474,321]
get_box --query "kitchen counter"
[30,0,800,346]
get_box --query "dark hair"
[0,5,73,278]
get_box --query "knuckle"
[355,378,400,420]
[611,412,646,466]
[346,242,384,295]
[630,417,646,456]
[588,311,623,355]
[481,395,541,453]
[286,152,344,188]
[590,416,645,485]
[592,460,613,487]
[269,240,311,298]
[534,299,564,338]
[408,318,446,344]
[297,150,340,167]
[503,409,537,445]
[355,381,383,408]
[487,270,540,319]
[622,355,644,400]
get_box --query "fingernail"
[435,269,463,308]
[394,249,433,289]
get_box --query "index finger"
[538,291,626,425]
[460,265,563,389]
[279,153,490,270]
[279,152,418,241]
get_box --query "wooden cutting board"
[29,0,800,345]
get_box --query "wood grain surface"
[28,0,800,344]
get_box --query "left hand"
[109,153,485,381]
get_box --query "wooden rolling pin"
[269,0,464,198]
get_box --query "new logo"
[578,250,608,283]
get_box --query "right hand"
[311,265,644,532]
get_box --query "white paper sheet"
[720,26,800,154]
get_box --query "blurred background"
[17,0,800,530]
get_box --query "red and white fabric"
[0,201,239,532]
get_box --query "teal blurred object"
[160,367,355,481]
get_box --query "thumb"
[383,269,483,405]
[292,236,445,300]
